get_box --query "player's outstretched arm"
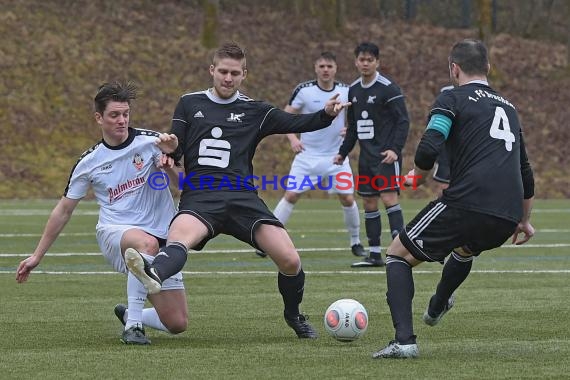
[16,197,79,283]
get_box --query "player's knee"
[165,312,188,334]
[138,236,160,255]
[277,253,301,275]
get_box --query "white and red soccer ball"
[324,299,368,341]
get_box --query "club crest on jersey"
[367,95,376,103]
[132,153,144,170]
[227,113,244,122]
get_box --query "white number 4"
[489,106,515,151]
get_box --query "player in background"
[256,51,365,259]
[124,42,350,339]
[16,82,188,345]
[334,42,410,268]
[372,39,535,359]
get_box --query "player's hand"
[289,138,305,154]
[340,127,347,138]
[156,154,175,169]
[16,255,41,283]
[324,94,351,117]
[405,167,426,187]
[511,221,535,245]
[333,154,344,165]
[381,149,398,164]
[155,133,179,154]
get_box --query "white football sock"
[125,252,154,329]
[343,201,361,246]
[273,197,295,225]
[121,307,170,333]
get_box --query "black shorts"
[176,190,283,250]
[400,200,517,263]
[432,150,450,184]
[357,159,403,197]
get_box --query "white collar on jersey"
[205,88,241,104]
[360,72,380,89]
[465,79,489,86]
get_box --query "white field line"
[1,229,569,238]
[1,269,569,275]
[1,243,569,257]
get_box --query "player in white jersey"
[16,82,187,345]
[257,52,365,258]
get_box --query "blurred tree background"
[0,0,568,198]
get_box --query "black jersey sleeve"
[519,130,535,199]
[258,107,335,138]
[338,101,358,158]
[414,129,446,170]
[169,97,189,162]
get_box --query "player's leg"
[351,194,384,267]
[371,235,421,359]
[127,213,209,294]
[147,288,188,334]
[331,160,364,256]
[380,191,404,239]
[337,193,365,256]
[423,248,471,326]
[255,223,317,339]
[256,190,301,258]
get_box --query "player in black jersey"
[334,42,410,268]
[125,42,349,339]
[372,39,535,359]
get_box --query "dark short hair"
[94,81,137,114]
[318,51,337,62]
[354,42,379,58]
[213,42,247,69]
[449,39,489,76]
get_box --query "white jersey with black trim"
[289,80,349,155]
[64,127,176,238]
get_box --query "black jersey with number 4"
[432,82,526,223]
[170,90,335,192]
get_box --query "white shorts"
[286,154,354,194]
[96,224,184,291]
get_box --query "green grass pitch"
[0,198,568,379]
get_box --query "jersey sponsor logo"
[367,95,376,104]
[107,176,146,203]
[100,163,112,171]
[193,111,204,118]
[132,153,144,170]
[198,127,231,168]
[357,110,374,140]
[226,112,245,122]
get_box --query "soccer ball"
[323,298,368,341]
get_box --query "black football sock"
[278,269,305,319]
[385,255,416,345]
[386,204,404,239]
[152,242,188,281]
[431,251,473,313]
[364,210,381,259]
